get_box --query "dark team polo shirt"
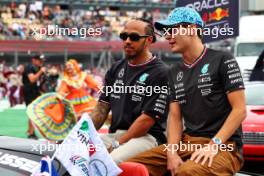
[22,64,41,105]
[169,47,245,148]
[99,57,170,144]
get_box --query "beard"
[125,53,137,61]
[124,40,146,61]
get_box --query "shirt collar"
[183,46,207,69]
[128,56,156,67]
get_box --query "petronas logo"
[139,73,149,82]
[201,64,209,74]
[80,121,89,131]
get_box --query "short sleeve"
[24,65,34,76]
[142,71,170,120]
[219,53,245,93]
[98,69,112,104]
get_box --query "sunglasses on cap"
[119,32,150,41]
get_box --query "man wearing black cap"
[22,54,46,139]
[126,7,246,175]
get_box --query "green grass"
[0,108,42,138]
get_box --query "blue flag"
[31,156,58,176]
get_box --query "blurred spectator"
[22,54,46,139]
[0,61,7,100]
[250,50,264,81]
[0,73,7,100]
[0,2,169,41]
[17,64,25,104]
[41,65,60,92]
[0,61,87,102]
[7,70,22,107]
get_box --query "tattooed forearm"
[90,101,110,130]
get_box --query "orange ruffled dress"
[58,72,99,118]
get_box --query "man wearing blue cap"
[126,7,246,175]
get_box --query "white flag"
[54,113,122,176]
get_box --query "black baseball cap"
[32,54,45,61]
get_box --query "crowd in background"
[85,0,174,3]
[0,1,170,41]
[0,59,104,107]
[0,61,23,106]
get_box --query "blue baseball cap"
[154,7,204,31]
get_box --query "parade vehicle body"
[242,82,264,161]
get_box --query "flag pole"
[50,140,64,161]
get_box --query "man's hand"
[40,67,46,73]
[167,152,183,176]
[28,66,47,83]
[117,113,155,145]
[190,144,218,167]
